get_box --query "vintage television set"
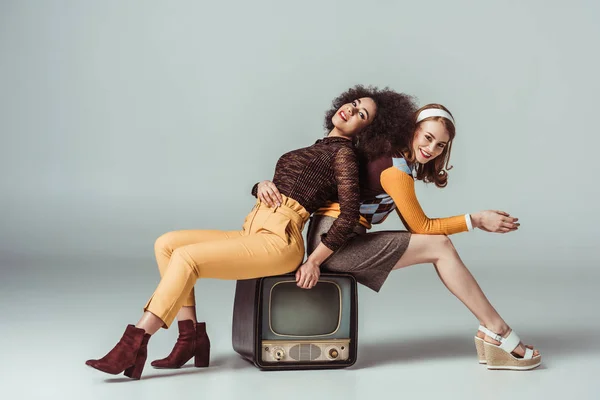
[232,273,358,370]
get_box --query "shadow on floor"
[101,326,599,380]
[103,354,248,382]
[352,327,599,369]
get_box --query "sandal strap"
[478,326,521,353]
[523,347,534,360]
[499,331,521,353]
[478,325,503,342]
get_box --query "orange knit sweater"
[315,166,468,235]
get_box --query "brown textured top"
[252,136,360,251]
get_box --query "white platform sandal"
[479,326,541,370]
[474,325,488,364]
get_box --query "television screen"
[269,281,341,336]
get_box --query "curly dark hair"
[324,85,418,161]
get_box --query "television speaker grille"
[289,344,322,361]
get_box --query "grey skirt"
[306,215,411,292]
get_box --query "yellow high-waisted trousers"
[144,195,309,328]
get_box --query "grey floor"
[1,255,599,400]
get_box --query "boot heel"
[194,336,210,368]
[123,359,144,380]
[194,342,210,367]
[124,333,150,379]
[193,322,210,368]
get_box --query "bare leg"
[393,234,538,357]
[176,306,197,323]
[135,311,165,336]
[134,310,197,336]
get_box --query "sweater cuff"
[465,214,474,231]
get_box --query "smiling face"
[330,97,377,138]
[412,119,451,164]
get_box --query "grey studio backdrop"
[2,1,598,265]
[1,1,599,400]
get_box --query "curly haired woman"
[85,85,417,379]
[256,103,542,371]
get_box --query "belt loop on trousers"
[273,204,304,226]
[255,196,308,227]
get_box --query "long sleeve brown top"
[252,136,360,251]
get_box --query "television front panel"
[259,276,355,366]
[231,273,358,371]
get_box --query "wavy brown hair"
[324,85,417,161]
[401,103,456,188]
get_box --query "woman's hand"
[295,259,321,289]
[471,210,520,233]
[256,180,282,207]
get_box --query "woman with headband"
[85,85,417,380]
[255,103,541,371]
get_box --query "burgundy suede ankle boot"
[85,324,151,380]
[151,320,210,369]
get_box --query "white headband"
[416,108,455,125]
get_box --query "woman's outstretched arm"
[380,167,518,235]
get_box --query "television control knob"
[328,348,339,359]
[273,347,285,361]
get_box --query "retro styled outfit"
[302,107,541,370]
[86,136,361,378]
[306,154,472,292]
